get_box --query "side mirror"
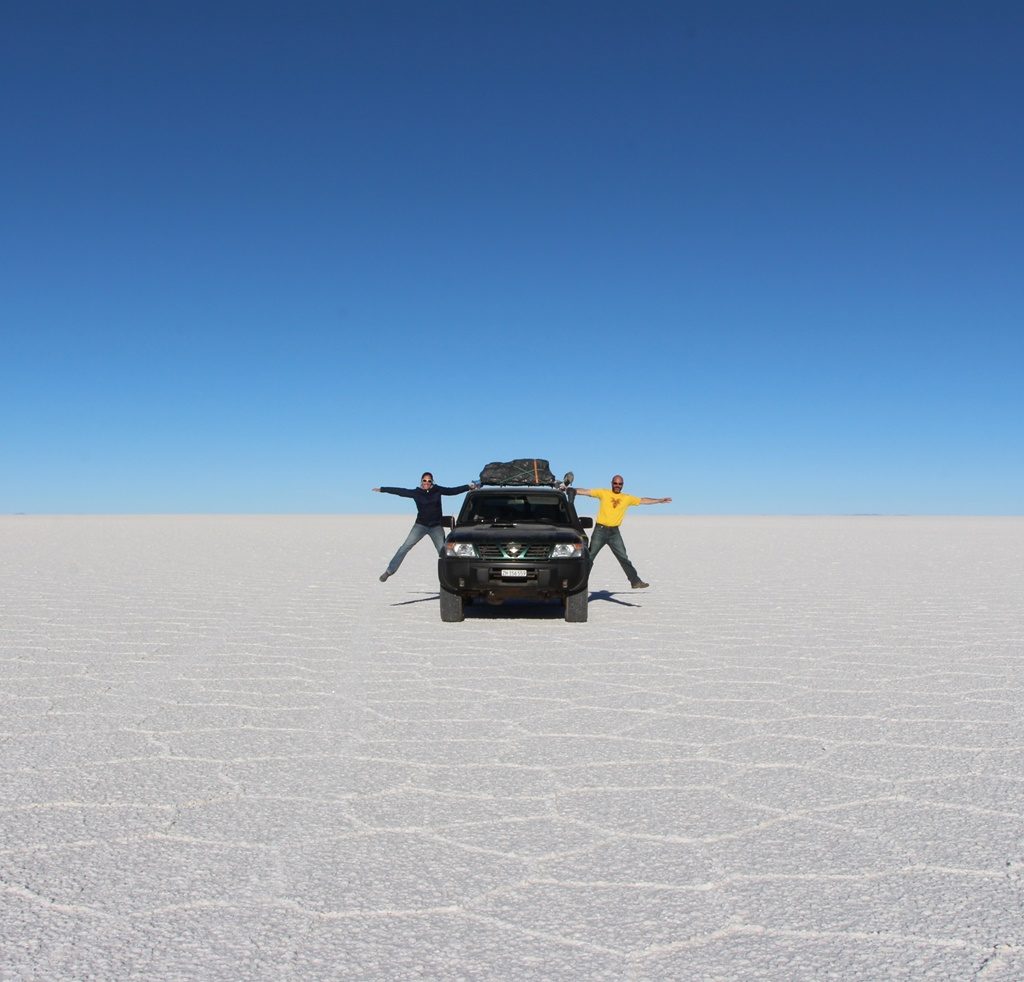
[442,516,455,529]
[578,517,593,529]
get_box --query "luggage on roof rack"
[479,458,557,486]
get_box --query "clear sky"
[3,1,1021,515]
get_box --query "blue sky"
[3,1,1021,514]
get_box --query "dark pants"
[589,523,640,585]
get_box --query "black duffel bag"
[479,458,556,486]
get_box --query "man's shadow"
[587,589,641,608]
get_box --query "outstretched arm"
[373,487,415,497]
[573,488,597,497]
[638,496,672,505]
[437,483,479,495]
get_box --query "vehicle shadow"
[393,591,639,616]
[462,597,565,619]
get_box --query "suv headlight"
[550,543,584,559]
[445,542,478,558]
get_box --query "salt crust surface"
[1,515,1022,980]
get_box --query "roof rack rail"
[477,479,561,488]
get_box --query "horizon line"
[3,512,1022,519]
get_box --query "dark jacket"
[379,484,471,527]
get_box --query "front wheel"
[564,589,588,623]
[439,588,465,622]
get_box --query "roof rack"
[477,459,574,488]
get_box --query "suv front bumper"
[438,558,589,599]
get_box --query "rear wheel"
[440,588,465,622]
[564,589,588,623]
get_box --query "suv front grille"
[477,543,553,560]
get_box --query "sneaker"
[631,580,649,589]
[379,571,392,582]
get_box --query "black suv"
[437,486,593,622]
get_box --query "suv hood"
[447,525,584,544]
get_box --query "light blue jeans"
[386,523,446,574]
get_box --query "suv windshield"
[461,494,571,526]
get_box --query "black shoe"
[379,571,392,582]
[631,580,649,589]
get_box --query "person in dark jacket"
[373,472,477,581]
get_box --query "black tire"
[564,589,588,623]
[440,588,465,623]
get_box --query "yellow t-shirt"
[591,489,642,527]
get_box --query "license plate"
[500,568,528,578]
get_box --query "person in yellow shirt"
[574,475,672,589]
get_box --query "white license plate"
[500,568,528,578]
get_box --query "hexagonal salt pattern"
[2,515,1022,979]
